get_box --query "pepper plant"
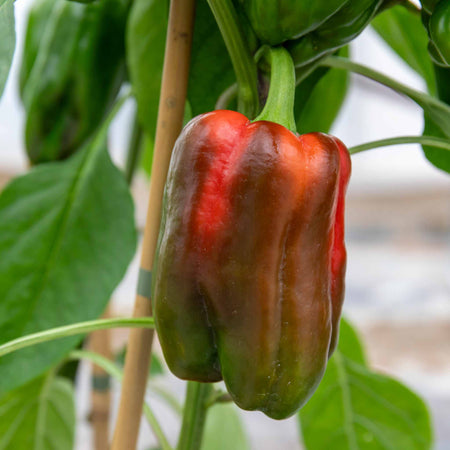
[0,0,448,448]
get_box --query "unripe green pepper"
[289,0,384,67]
[20,0,128,164]
[239,0,383,67]
[238,0,347,45]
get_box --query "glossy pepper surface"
[20,0,128,164]
[239,0,383,66]
[152,110,351,419]
[421,0,450,67]
[238,0,347,45]
[288,0,384,67]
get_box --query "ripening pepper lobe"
[152,110,351,419]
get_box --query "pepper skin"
[238,0,347,45]
[239,0,384,66]
[20,0,128,164]
[152,110,351,419]
[288,0,384,67]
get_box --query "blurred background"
[0,0,449,448]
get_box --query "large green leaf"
[0,128,136,395]
[201,403,250,450]
[0,375,75,449]
[422,113,450,172]
[126,0,168,140]
[187,0,234,117]
[372,5,435,93]
[335,318,366,366]
[127,0,234,139]
[298,319,433,450]
[296,47,349,134]
[0,0,15,99]
[422,64,450,173]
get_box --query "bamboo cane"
[111,1,196,448]
[89,306,112,450]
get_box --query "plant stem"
[177,382,213,450]
[207,0,259,118]
[254,46,297,132]
[0,317,154,358]
[349,135,450,154]
[69,350,173,450]
[125,111,144,185]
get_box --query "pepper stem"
[254,46,297,133]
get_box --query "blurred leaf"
[372,5,435,93]
[336,318,366,366]
[188,0,235,117]
[201,403,250,450]
[422,114,450,172]
[0,375,75,449]
[298,319,433,450]
[126,0,168,140]
[127,0,234,140]
[115,347,165,377]
[0,0,15,99]
[422,64,450,173]
[296,47,349,133]
[0,126,137,395]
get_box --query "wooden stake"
[111,1,196,448]
[89,306,112,450]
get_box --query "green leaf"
[127,0,234,139]
[0,375,75,449]
[298,320,433,450]
[422,113,450,172]
[188,0,234,117]
[201,403,250,450]
[336,318,367,366]
[126,0,169,139]
[0,130,137,395]
[0,0,15,99]
[422,64,450,173]
[371,5,435,93]
[296,47,349,134]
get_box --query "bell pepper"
[239,0,383,67]
[152,48,351,419]
[20,0,128,164]
[238,0,347,45]
[288,0,384,68]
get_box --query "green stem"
[68,350,173,450]
[349,135,450,154]
[0,317,154,358]
[254,46,297,133]
[207,0,259,117]
[177,382,213,450]
[322,56,450,133]
[125,111,144,185]
[204,389,233,408]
